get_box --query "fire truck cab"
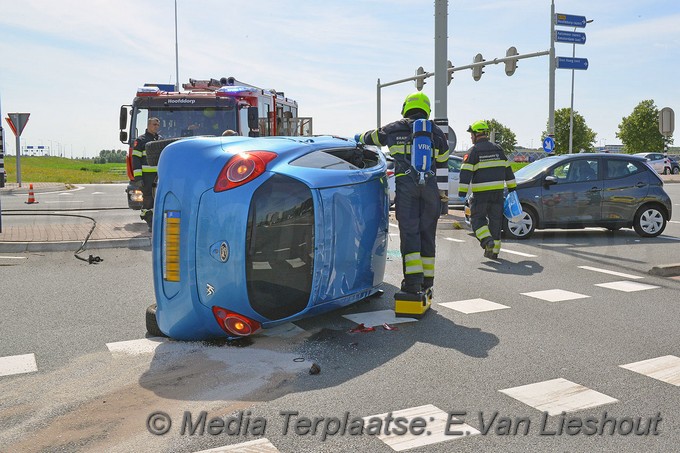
[119,76,312,209]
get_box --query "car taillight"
[386,169,395,177]
[214,151,277,192]
[212,306,262,336]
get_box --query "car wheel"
[633,205,666,238]
[146,304,166,337]
[503,205,536,239]
[673,166,680,175]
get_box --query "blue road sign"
[556,57,589,70]
[555,13,587,28]
[555,30,586,45]
[543,137,555,153]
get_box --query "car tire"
[146,304,166,337]
[146,138,181,167]
[503,205,536,240]
[673,166,680,175]
[633,205,666,238]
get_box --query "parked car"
[385,154,465,207]
[148,135,390,340]
[633,152,679,175]
[501,153,672,239]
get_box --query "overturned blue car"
[148,135,390,340]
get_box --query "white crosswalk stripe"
[500,378,618,415]
[192,438,280,452]
[620,355,680,386]
[521,289,590,302]
[363,404,479,451]
[439,298,510,314]
[0,353,38,377]
[594,281,659,292]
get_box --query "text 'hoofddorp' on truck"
[119,76,314,209]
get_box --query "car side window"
[605,160,641,179]
[551,159,598,182]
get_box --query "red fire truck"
[119,76,313,209]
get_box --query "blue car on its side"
[147,135,390,340]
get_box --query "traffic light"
[447,60,453,85]
[472,54,484,81]
[415,66,426,91]
[505,46,519,76]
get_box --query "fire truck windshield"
[131,106,239,139]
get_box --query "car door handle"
[635,182,647,188]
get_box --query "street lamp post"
[568,19,593,154]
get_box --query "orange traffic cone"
[25,184,38,204]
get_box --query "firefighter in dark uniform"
[356,92,449,294]
[132,117,161,231]
[458,120,516,259]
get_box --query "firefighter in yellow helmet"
[356,92,449,294]
[458,120,516,259]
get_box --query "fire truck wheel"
[146,304,166,338]
[145,138,181,167]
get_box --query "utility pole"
[434,0,450,215]
[548,0,556,138]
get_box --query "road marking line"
[0,256,28,259]
[521,289,589,302]
[578,266,643,279]
[444,237,465,243]
[192,438,280,452]
[500,378,618,415]
[0,353,38,377]
[501,248,537,257]
[669,220,680,224]
[439,298,510,314]
[364,404,480,451]
[44,200,84,204]
[90,192,106,195]
[595,281,659,292]
[106,337,168,355]
[620,355,680,386]
[659,235,680,241]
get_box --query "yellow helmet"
[401,92,431,118]
[467,120,489,134]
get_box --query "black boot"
[400,280,422,295]
[422,277,434,290]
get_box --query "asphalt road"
[1,180,679,452]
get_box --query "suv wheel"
[673,166,680,175]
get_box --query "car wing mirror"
[544,175,558,186]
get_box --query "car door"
[602,158,650,222]
[648,153,664,173]
[541,158,602,226]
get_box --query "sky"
[1,0,679,158]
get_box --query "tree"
[542,108,596,154]
[485,118,517,153]
[616,99,672,153]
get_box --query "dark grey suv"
[504,153,672,239]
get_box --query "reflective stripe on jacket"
[458,138,516,196]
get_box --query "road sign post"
[5,113,30,187]
[543,136,555,154]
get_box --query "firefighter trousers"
[394,173,440,288]
[470,191,504,253]
[140,172,156,226]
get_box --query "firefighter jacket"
[357,117,449,179]
[131,130,160,180]
[458,138,516,198]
